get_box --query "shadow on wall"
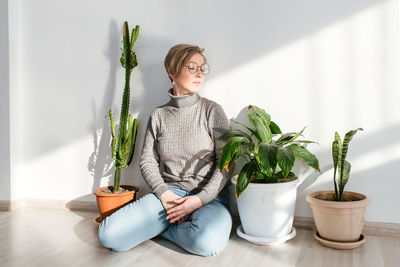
[87,20,119,194]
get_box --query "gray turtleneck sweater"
[140,89,230,206]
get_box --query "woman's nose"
[195,68,203,77]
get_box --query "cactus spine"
[109,22,139,193]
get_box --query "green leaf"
[236,161,254,198]
[270,121,282,134]
[339,160,351,200]
[257,143,278,176]
[281,127,306,145]
[287,144,320,171]
[275,132,296,145]
[248,105,271,123]
[332,137,340,198]
[254,172,266,180]
[231,119,262,142]
[248,113,272,143]
[219,136,250,172]
[222,129,252,143]
[274,171,296,179]
[341,128,363,166]
[276,147,295,178]
[338,128,362,197]
[292,140,319,144]
[334,132,343,190]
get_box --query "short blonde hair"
[164,44,207,82]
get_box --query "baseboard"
[0,199,24,211]
[0,198,98,212]
[292,216,400,238]
[2,199,399,238]
[229,215,400,238]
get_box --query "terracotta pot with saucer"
[306,190,369,249]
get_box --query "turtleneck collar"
[168,88,200,108]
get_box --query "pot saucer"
[93,216,103,226]
[236,225,296,245]
[314,231,366,249]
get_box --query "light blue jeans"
[98,185,232,257]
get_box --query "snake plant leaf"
[248,113,272,143]
[332,132,341,171]
[258,143,278,176]
[236,161,254,198]
[248,105,271,124]
[276,147,295,178]
[219,136,250,172]
[340,128,363,174]
[332,138,340,197]
[338,160,351,200]
[334,132,343,182]
[287,144,320,171]
[222,129,252,143]
[269,121,282,134]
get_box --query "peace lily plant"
[218,105,320,244]
[219,105,320,198]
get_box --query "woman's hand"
[160,190,182,211]
[166,195,202,224]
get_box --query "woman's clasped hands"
[160,190,203,225]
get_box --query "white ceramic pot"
[232,175,299,238]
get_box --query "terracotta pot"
[94,185,138,221]
[306,190,369,242]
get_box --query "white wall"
[3,0,400,223]
[0,0,11,201]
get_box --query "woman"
[98,44,232,257]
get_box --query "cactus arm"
[109,110,117,161]
[130,25,139,50]
[127,118,138,166]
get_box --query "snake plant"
[108,22,139,193]
[332,128,363,201]
[219,105,320,198]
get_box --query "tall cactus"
[109,22,140,193]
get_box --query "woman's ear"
[168,73,175,81]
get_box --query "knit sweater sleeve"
[139,110,169,198]
[196,103,230,206]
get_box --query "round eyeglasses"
[187,62,210,75]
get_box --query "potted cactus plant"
[306,128,369,249]
[94,22,140,222]
[219,105,320,245]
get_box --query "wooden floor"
[1,207,399,267]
